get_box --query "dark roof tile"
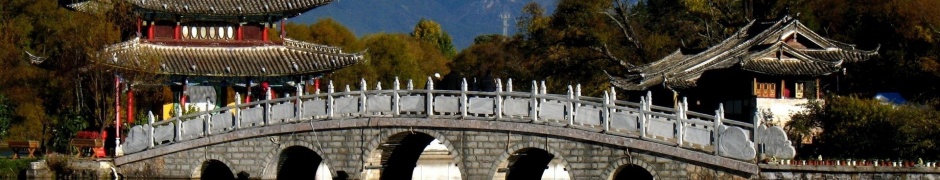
[101,38,363,77]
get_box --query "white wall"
[755,98,812,126]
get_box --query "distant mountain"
[289,0,558,50]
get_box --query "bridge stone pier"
[115,78,792,179]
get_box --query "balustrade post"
[393,77,401,116]
[540,81,547,95]
[495,79,503,120]
[506,79,513,92]
[427,77,434,118]
[361,79,368,117]
[205,98,212,135]
[540,81,547,103]
[234,92,241,129]
[603,91,611,132]
[639,96,647,138]
[461,78,468,118]
[296,82,302,120]
[714,103,725,155]
[328,81,335,119]
[610,87,617,102]
[574,84,581,125]
[407,79,414,90]
[676,97,687,147]
[567,85,574,126]
[175,118,182,142]
[753,109,762,157]
[263,88,272,126]
[148,111,155,148]
[531,80,539,122]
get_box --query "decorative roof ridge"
[670,17,795,69]
[668,19,793,74]
[744,42,840,65]
[282,38,345,54]
[630,49,686,72]
[104,37,142,52]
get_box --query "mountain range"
[289,0,558,50]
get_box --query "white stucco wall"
[755,98,812,126]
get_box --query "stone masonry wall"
[117,124,751,179]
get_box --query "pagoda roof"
[609,16,879,91]
[100,38,364,77]
[68,0,334,17]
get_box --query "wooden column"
[262,23,269,42]
[174,22,181,40]
[280,18,285,39]
[127,89,135,125]
[147,21,154,40]
[237,24,243,41]
[136,18,141,37]
[815,78,821,99]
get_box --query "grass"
[0,158,35,179]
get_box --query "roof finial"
[25,51,46,65]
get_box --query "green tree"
[411,19,457,59]
[791,96,940,159]
[0,94,13,140]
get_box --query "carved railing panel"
[303,99,328,118]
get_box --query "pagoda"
[608,16,877,124]
[69,0,364,121]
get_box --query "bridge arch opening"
[494,147,569,180]
[610,164,653,180]
[363,131,461,180]
[200,159,235,180]
[277,146,333,180]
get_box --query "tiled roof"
[610,16,878,91]
[101,37,364,77]
[69,0,334,16]
[129,0,333,16]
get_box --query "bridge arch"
[489,141,573,180]
[259,137,338,179]
[603,157,659,180]
[361,128,463,180]
[196,159,235,179]
[188,151,239,179]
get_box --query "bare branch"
[591,44,636,68]
[601,0,644,50]
[931,24,940,34]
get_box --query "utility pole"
[500,11,511,36]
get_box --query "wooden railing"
[122,77,768,161]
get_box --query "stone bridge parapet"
[117,77,802,178]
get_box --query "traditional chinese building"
[69,0,364,121]
[608,16,877,125]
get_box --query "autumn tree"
[285,18,363,51]
[412,19,457,59]
[327,33,450,88]
[0,0,126,151]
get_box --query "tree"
[326,33,450,90]
[411,19,457,59]
[790,96,940,159]
[285,18,362,51]
[0,94,13,140]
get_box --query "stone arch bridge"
[117,78,796,179]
